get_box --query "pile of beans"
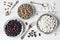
[27,30,41,38]
[37,14,57,33]
[3,1,13,16]
[18,4,34,19]
[5,20,22,37]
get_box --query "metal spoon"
[21,21,36,40]
[6,1,19,16]
[30,1,49,7]
[11,0,19,10]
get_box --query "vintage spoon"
[30,1,49,7]
[6,0,19,16]
[11,0,19,10]
[21,21,36,40]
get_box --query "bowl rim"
[36,13,58,34]
[18,3,36,20]
[4,18,25,37]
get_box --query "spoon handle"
[30,1,48,7]
[21,28,30,39]
[30,1,42,5]
[21,21,36,39]
[11,1,19,10]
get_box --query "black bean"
[4,1,6,3]
[11,2,13,5]
[34,34,37,37]
[39,33,41,36]
[25,22,28,25]
[7,5,11,7]
[5,11,10,16]
[34,32,36,33]
[4,3,6,5]
[5,20,22,37]
[31,30,34,32]
[29,33,31,34]
[29,33,32,36]
[28,35,30,38]
[31,35,33,37]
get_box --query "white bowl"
[37,13,58,34]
